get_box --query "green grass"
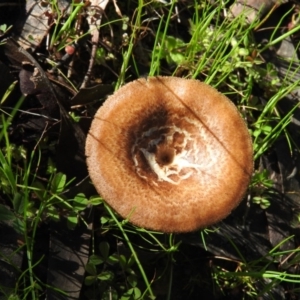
[1,0,300,299]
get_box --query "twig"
[80,0,109,88]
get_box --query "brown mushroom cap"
[86,76,253,232]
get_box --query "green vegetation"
[1,0,300,299]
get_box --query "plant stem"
[104,203,155,299]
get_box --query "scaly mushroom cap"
[86,77,253,232]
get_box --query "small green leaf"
[100,216,109,224]
[253,196,271,209]
[89,255,104,265]
[88,196,103,205]
[46,206,60,222]
[51,173,66,194]
[25,202,36,218]
[73,193,88,211]
[127,274,137,287]
[121,288,134,298]
[238,48,249,56]
[97,271,114,281]
[127,255,135,267]
[132,287,141,299]
[99,241,110,260]
[119,255,127,270]
[253,129,261,138]
[67,212,78,230]
[169,52,185,65]
[95,47,106,65]
[260,198,271,209]
[84,275,97,286]
[1,81,17,105]
[85,262,97,275]
[125,267,135,275]
[35,282,43,291]
[107,253,119,265]
[0,24,7,32]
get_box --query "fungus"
[85,77,253,233]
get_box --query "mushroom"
[85,76,253,233]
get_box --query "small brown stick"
[80,0,109,89]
